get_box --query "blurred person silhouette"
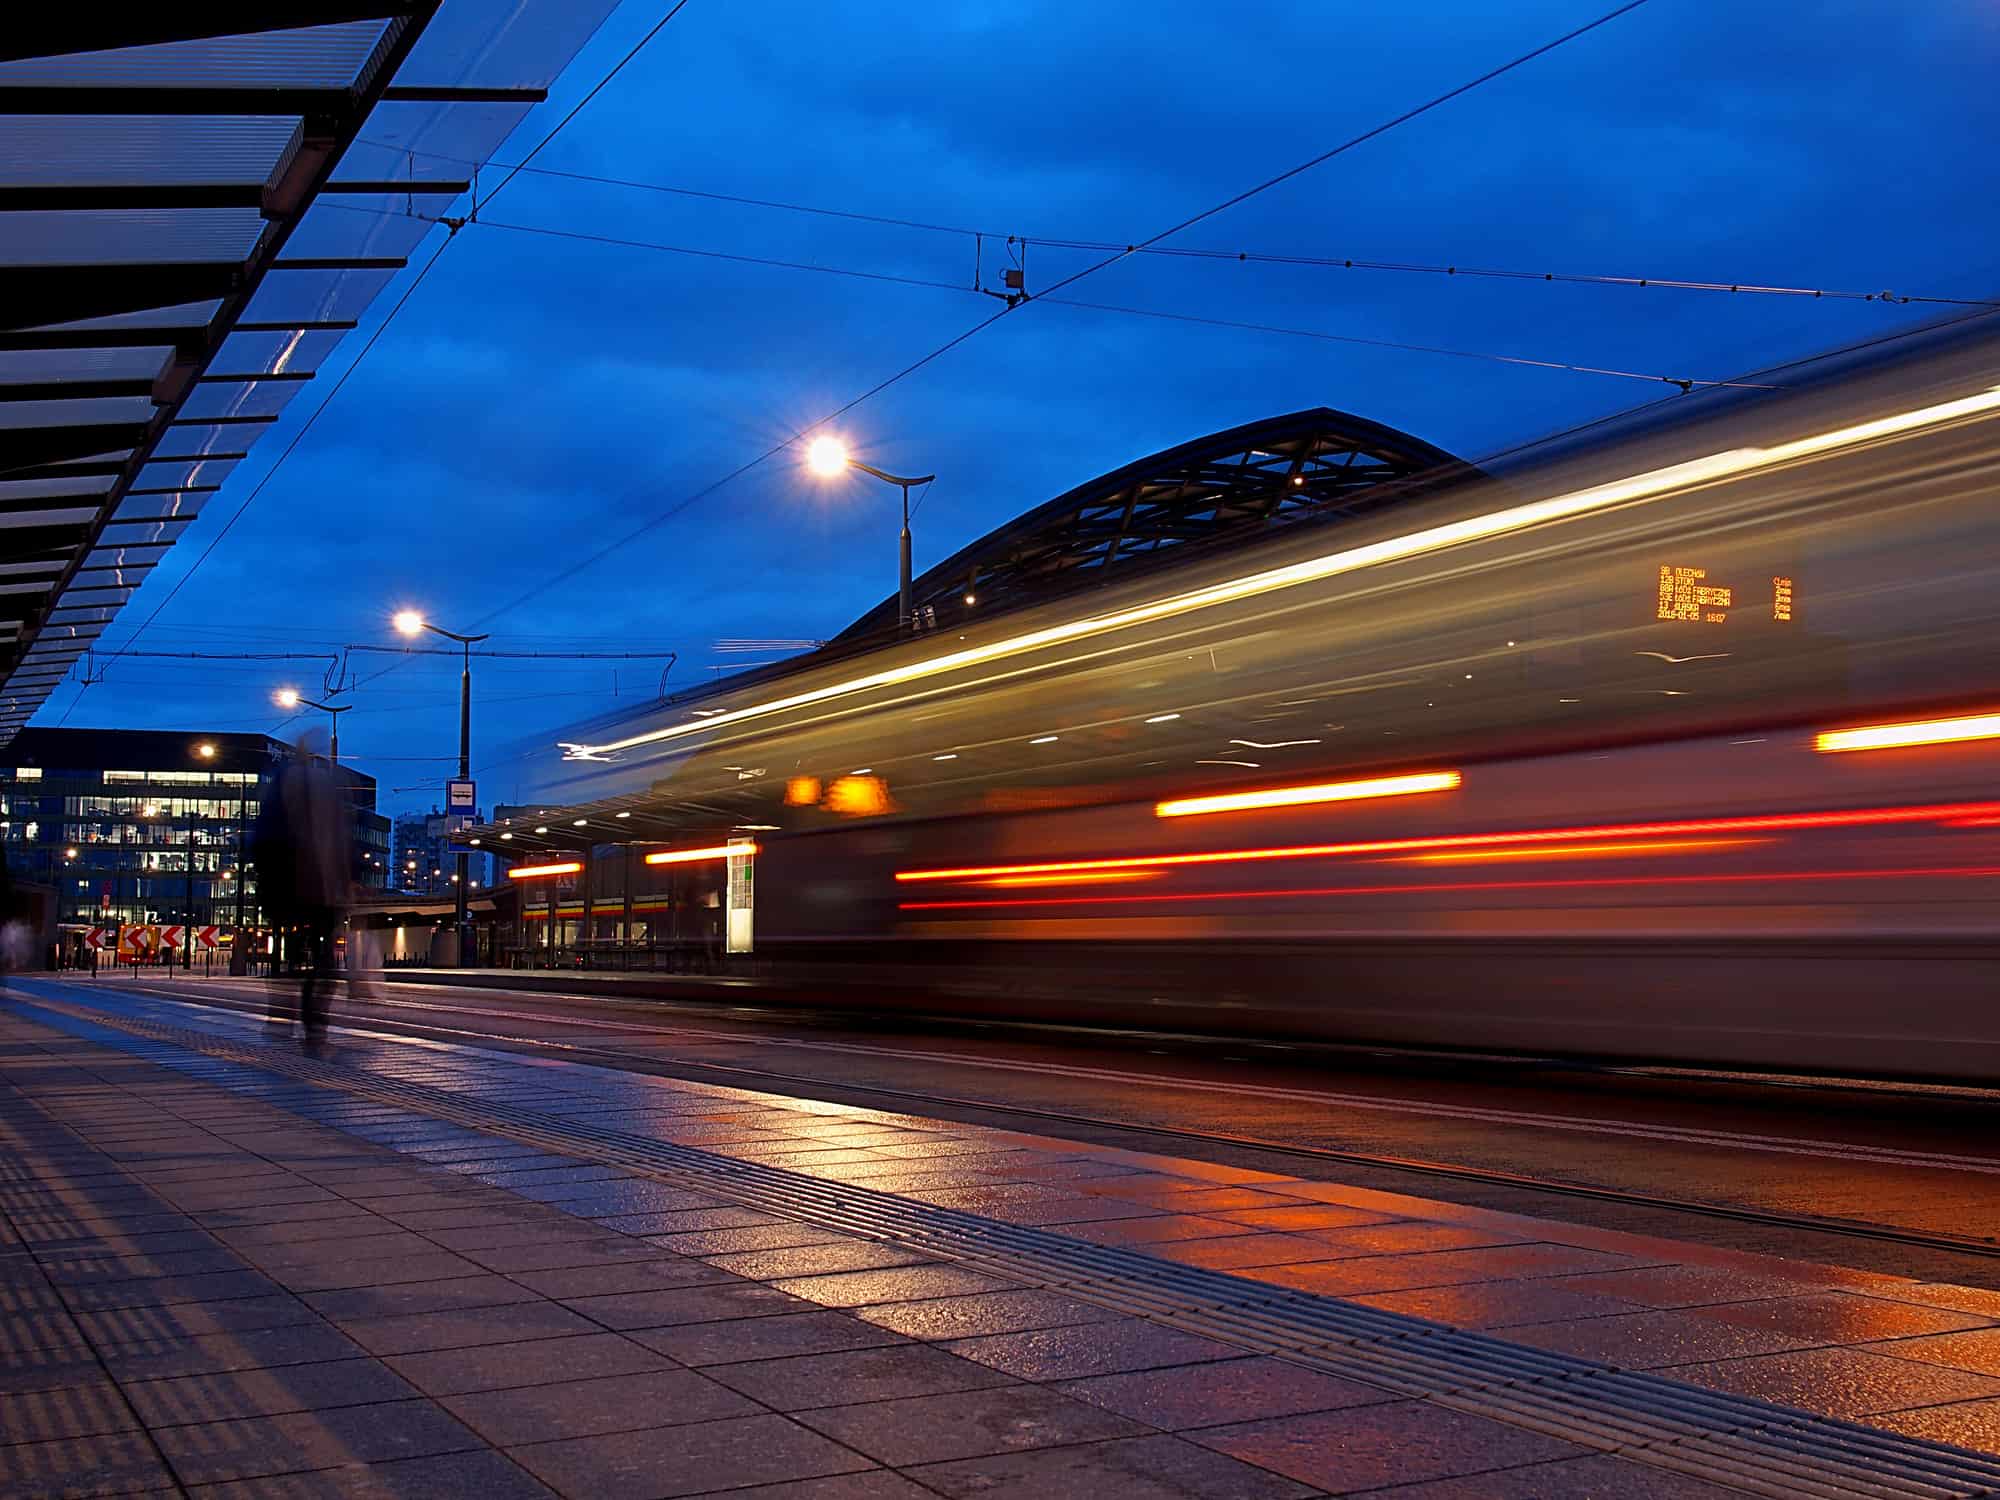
[250,730,353,1042]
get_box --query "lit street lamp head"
[275,687,301,709]
[393,609,425,637]
[806,435,850,477]
[195,741,216,759]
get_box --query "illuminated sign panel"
[1656,566,1732,623]
[1656,566,1794,625]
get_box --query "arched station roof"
[836,406,1475,640]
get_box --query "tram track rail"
[43,973,2000,1275]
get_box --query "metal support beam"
[0,8,421,63]
[0,181,468,212]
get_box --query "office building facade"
[0,728,389,933]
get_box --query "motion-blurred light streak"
[563,384,2000,763]
[1815,711,2000,755]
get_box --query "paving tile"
[680,1473,937,1500]
[1059,1355,1395,1429]
[336,1300,601,1356]
[0,1306,89,1356]
[771,1264,1014,1309]
[58,1268,282,1311]
[385,1332,677,1397]
[1875,1326,2000,1377]
[0,1428,176,1499]
[522,1183,728,1217]
[440,1368,760,1444]
[211,1215,396,1248]
[1147,1233,1350,1272]
[698,1240,931,1280]
[1063,1214,1257,1247]
[42,1246,249,1282]
[98,1322,367,1381]
[1866,1396,2000,1453]
[1193,1399,1587,1491]
[630,1309,909,1367]
[304,1274,544,1321]
[124,1359,421,1425]
[240,1231,440,1267]
[645,1222,849,1256]
[265,1251,488,1294]
[560,1280,806,1331]
[0,1379,139,1443]
[1884,1283,2000,1319]
[1507,1309,1818,1369]
[706,1342,1012,1410]
[1670,1344,2000,1416]
[906,1432,1317,1498]
[509,1412,874,1499]
[1697,1291,1996,1348]
[185,1448,559,1499]
[1349,1280,1649,1331]
[1362,1453,1763,1497]
[946,1318,1244,1381]
[589,1208,777,1236]
[152,1398,483,1486]
[798,1382,1147,1465]
[1251,1243,1635,1297]
[463,1239,677,1275]
[1216,1204,1403,1232]
[70,1294,322,1344]
[1555,1265,1825,1310]
[1300,1221,1531,1258]
[502,1258,731,1300]
[853,1288,1120,1341]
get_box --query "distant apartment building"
[392,808,495,895]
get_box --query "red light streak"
[898,865,2000,912]
[509,861,582,879]
[895,800,2000,884]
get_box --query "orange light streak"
[1815,712,2000,754]
[644,843,754,866]
[509,861,582,879]
[1401,837,1767,865]
[898,865,2000,911]
[977,870,1160,888]
[894,800,2000,884]
[1156,770,1460,819]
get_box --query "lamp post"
[805,436,934,633]
[274,688,352,764]
[395,610,487,966]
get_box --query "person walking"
[250,733,353,1043]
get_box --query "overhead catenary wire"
[318,201,1766,393]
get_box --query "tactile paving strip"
[18,994,2000,1500]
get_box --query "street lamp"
[805,435,935,633]
[395,610,488,966]
[273,688,352,764]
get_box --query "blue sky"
[46,0,2000,815]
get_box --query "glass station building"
[0,727,389,936]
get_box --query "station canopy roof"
[0,3,620,746]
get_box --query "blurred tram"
[500,315,2000,1080]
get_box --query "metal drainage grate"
[21,997,2000,1500]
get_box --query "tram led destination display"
[1656,565,1795,625]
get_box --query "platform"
[4,980,1999,1498]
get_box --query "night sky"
[43,0,2000,816]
